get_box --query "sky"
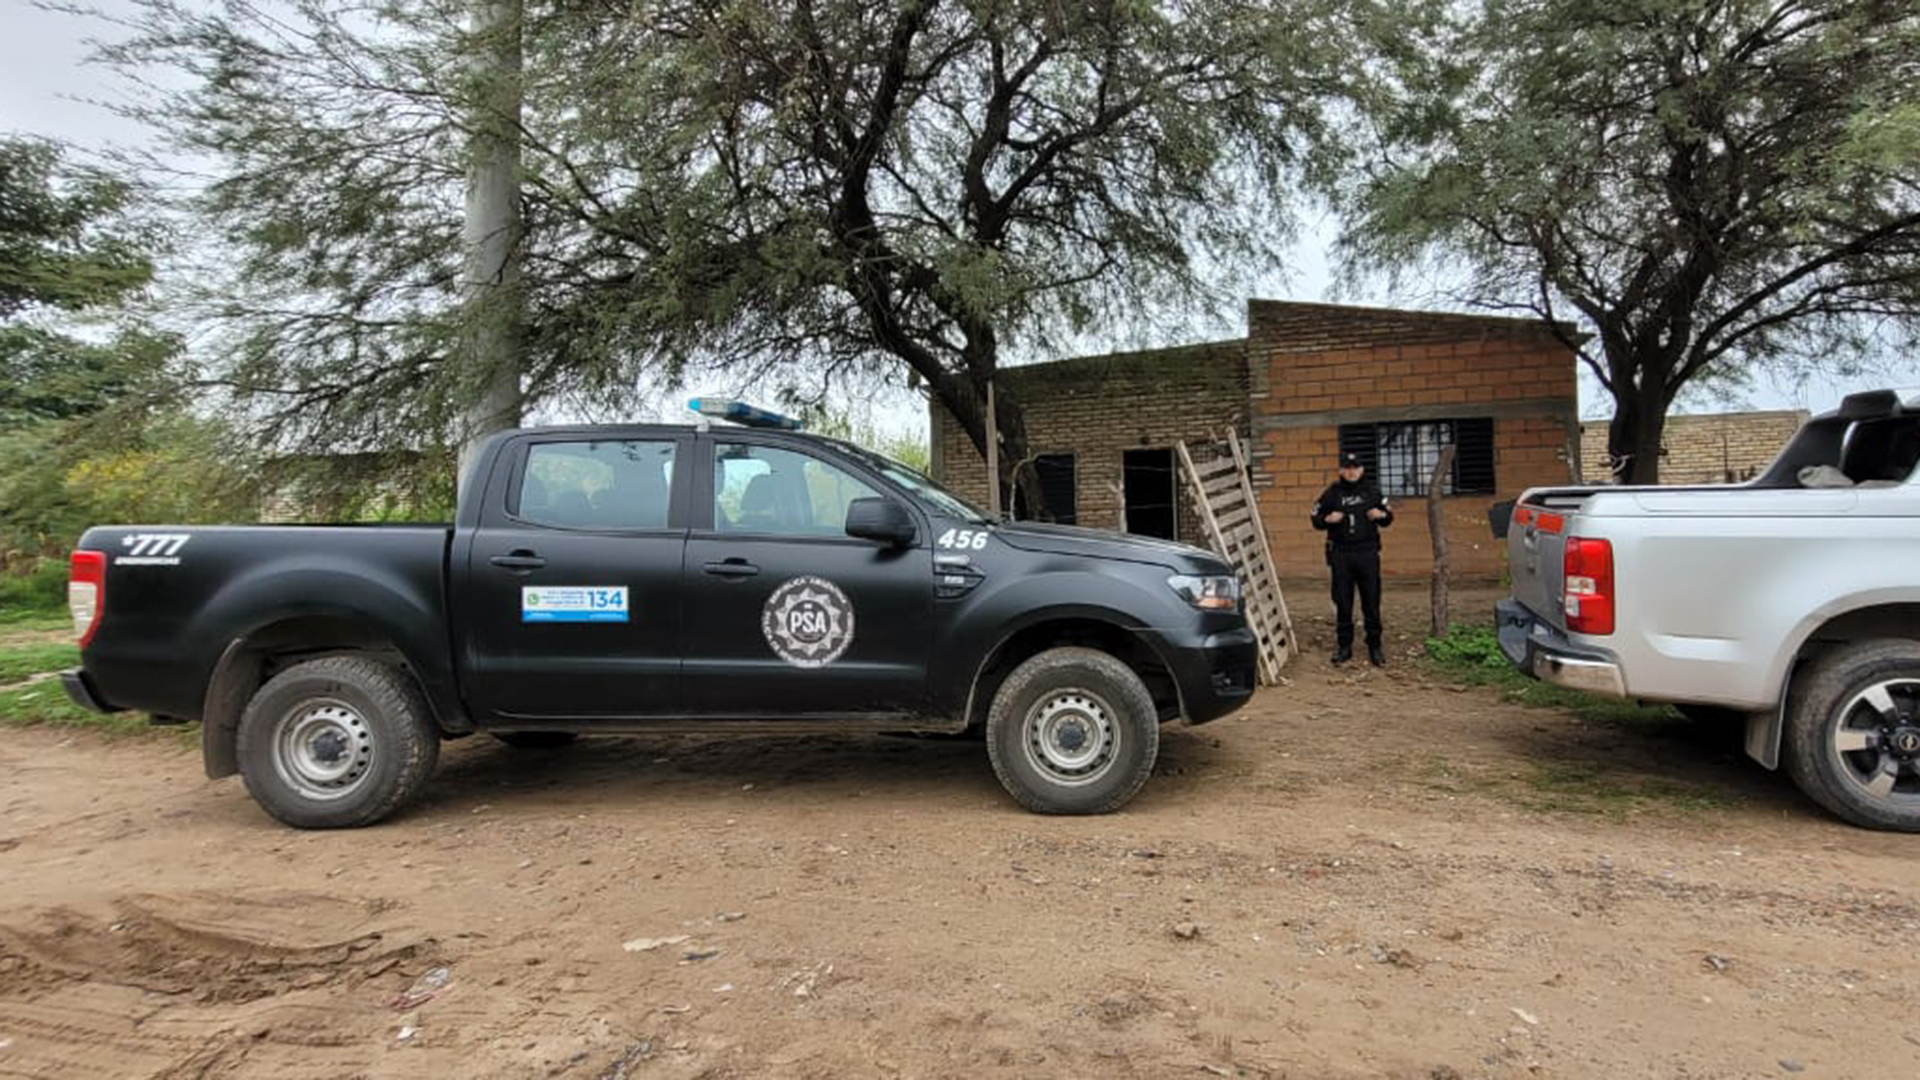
[4,0,1913,436]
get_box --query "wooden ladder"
[1175,429,1295,685]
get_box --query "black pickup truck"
[62,417,1258,828]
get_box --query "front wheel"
[235,656,440,829]
[986,647,1159,814]
[1784,639,1920,832]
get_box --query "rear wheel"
[490,731,578,750]
[986,647,1158,814]
[1784,639,1920,832]
[235,656,439,829]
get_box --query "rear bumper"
[1494,599,1627,698]
[1167,625,1259,724]
[60,669,121,714]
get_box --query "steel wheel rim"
[272,698,375,801]
[1022,688,1119,787]
[1829,677,1920,805]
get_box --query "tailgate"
[1505,488,1598,630]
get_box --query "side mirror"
[845,497,917,547]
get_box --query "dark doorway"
[1123,448,1177,539]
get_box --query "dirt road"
[3,585,1917,1079]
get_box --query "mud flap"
[1744,699,1787,770]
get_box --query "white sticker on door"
[522,586,629,623]
[761,576,855,668]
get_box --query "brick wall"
[932,299,1582,583]
[1578,410,1808,484]
[1244,301,1580,580]
[932,340,1248,542]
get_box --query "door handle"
[490,551,547,572]
[703,558,760,579]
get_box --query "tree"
[0,134,157,424]
[101,0,1377,504]
[520,0,1363,504]
[1341,0,1920,482]
[0,135,257,555]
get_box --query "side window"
[519,440,676,530]
[713,443,879,536]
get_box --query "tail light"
[70,550,106,647]
[1563,537,1614,635]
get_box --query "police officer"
[1311,452,1393,665]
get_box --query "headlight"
[1167,574,1240,612]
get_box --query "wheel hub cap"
[1023,689,1119,787]
[1831,679,1920,803]
[273,700,375,802]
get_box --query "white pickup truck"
[1497,390,1920,831]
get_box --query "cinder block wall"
[931,341,1249,542]
[1579,410,1808,484]
[1244,301,1580,580]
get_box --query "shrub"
[0,558,68,618]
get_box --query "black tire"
[1783,639,1920,832]
[490,731,578,750]
[235,656,440,829]
[985,647,1159,814]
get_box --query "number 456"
[937,528,989,550]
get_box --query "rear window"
[518,441,676,530]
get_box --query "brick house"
[1578,409,1807,484]
[932,299,1584,580]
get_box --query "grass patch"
[0,559,68,620]
[1517,763,1729,819]
[0,640,79,683]
[1424,623,1678,727]
[0,615,71,645]
[1422,753,1730,819]
[1423,625,1740,819]
[0,681,155,736]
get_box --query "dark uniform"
[1311,452,1393,665]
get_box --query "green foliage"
[97,0,1389,469]
[1423,622,1510,674]
[0,408,263,556]
[1342,0,1920,482]
[0,640,78,684]
[0,561,68,619]
[0,680,151,736]
[261,448,456,523]
[0,134,261,553]
[801,407,931,474]
[0,135,153,321]
[1423,624,1677,725]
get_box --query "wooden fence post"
[1427,444,1458,638]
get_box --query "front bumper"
[1494,599,1627,698]
[60,669,120,714]
[1166,624,1259,724]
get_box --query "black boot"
[1332,646,1352,664]
[1368,645,1386,667]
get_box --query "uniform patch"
[762,576,855,668]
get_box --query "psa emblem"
[762,576,854,668]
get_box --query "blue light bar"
[687,398,805,430]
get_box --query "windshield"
[826,439,991,523]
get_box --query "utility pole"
[457,0,525,495]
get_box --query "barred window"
[1337,418,1495,497]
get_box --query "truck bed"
[77,524,454,720]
